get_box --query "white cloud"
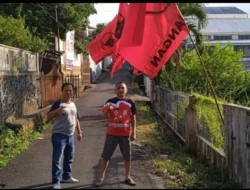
[89,3,119,27]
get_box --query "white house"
[186,7,250,70]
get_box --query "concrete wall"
[0,74,41,124]
[0,44,40,125]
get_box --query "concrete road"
[0,65,163,189]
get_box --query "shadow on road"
[18,182,53,189]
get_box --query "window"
[234,45,250,57]
[238,35,250,40]
[214,36,232,41]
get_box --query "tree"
[161,43,250,105]
[0,3,96,52]
[0,15,47,53]
[154,3,208,86]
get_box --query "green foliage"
[178,3,207,47]
[131,81,140,94]
[0,123,50,168]
[194,93,224,150]
[0,3,96,53]
[162,43,248,105]
[0,15,47,53]
[135,101,241,189]
[160,43,247,150]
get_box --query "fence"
[152,85,190,142]
[63,75,80,99]
[40,75,63,108]
[150,80,250,188]
[40,74,80,108]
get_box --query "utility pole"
[55,4,60,52]
[55,4,62,72]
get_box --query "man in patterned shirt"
[95,81,137,187]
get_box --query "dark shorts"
[101,134,131,161]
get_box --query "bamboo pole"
[188,32,224,124]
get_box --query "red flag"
[114,3,128,40]
[87,3,128,65]
[109,3,128,78]
[120,3,189,78]
[110,52,124,79]
[118,3,146,48]
[87,16,118,64]
[110,3,147,77]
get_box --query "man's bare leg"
[100,159,109,179]
[124,161,136,186]
[124,161,131,179]
[95,159,109,186]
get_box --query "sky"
[88,3,250,27]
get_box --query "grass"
[130,79,140,94]
[194,93,225,151]
[135,100,241,189]
[0,123,50,169]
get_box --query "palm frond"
[187,22,204,47]
[179,3,208,29]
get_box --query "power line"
[32,3,68,31]
[30,3,86,40]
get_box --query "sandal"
[95,178,104,187]
[124,178,136,186]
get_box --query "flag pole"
[187,32,224,124]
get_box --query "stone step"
[5,106,51,134]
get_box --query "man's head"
[115,81,127,98]
[61,83,74,100]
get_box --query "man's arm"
[76,119,82,135]
[102,100,112,118]
[47,101,64,121]
[47,109,59,120]
[130,99,137,141]
[103,108,110,118]
[130,114,137,141]
[131,114,136,132]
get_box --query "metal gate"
[63,75,80,99]
[81,55,90,84]
[40,64,63,108]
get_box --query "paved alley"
[0,65,163,189]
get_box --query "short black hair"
[115,81,127,88]
[61,83,74,91]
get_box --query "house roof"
[201,18,250,34]
[205,7,247,14]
